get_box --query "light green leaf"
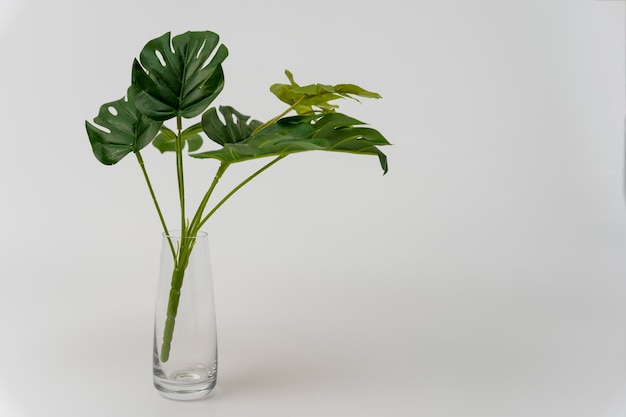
[269,70,381,115]
[152,126,204,153]
[334,84,382,99]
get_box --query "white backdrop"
[0,1,624,416]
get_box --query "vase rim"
[163,230,208,239]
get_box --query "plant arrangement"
[85,30,390,365]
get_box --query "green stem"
[251,98,304,135]
[160,116,191,362]
[188,162,229,236]
[175,115,186,237]
[162,125,286,363]
[162,116,219,363]
[160,242,194,362]
[196,155,285,231]
[135,151,175,260]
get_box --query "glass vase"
[153,231,218,400]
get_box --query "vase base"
[154,367,217,400]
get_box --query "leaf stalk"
[135,151,176,259]
[175,115,186,237]
[196,155,285,230]
[251,98,304,135]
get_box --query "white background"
[0,0,625,416]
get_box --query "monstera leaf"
[85,88,162,165]
[152,125,203,153]
[131,31,228,121]
[270,70,382,115]
[201,106,262,146]
[192,111,390,173]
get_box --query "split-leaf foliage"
[85,30,391,363]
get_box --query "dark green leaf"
[85,88,162,165]
[160,125,177,141]
[201,106,262,146]
[181,122,203,138]
[152,132,176,153]
[131,31,228,121]
[186,134,203,152]
[192,112,390,173]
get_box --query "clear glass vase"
[153,231,218,400]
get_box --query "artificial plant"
[86,30,390,362]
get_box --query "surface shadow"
[215,338,337,399]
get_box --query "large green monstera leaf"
[193,111,390,173]
[131,31,228,121]
[85,88,162,165]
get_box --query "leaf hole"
[196,39,206,59]
[155,50,167,67]
[108,106,118,116]
[200,43,222,71]
[92,123,111,134]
